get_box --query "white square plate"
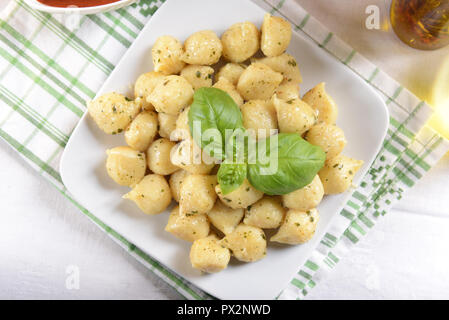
[60,0,389,299]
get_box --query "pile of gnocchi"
[87,13,363,274]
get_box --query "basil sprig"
[188,87,243,160]
[188,88,325,195]
[248,133,325,195]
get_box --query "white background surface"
[1,0,449,299]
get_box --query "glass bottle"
[390,0,449,50]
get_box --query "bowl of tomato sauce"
[25,0,137,14]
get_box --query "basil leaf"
[188,87,243,160]
[247,133,326,195]
[217,161,247,195]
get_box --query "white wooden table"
[1,0,449,299]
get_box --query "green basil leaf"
[247,133,326,195]
[188,87,243,160]
[217,161,247,195]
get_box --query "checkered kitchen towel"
[0,0,448,300]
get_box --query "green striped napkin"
[0,0,447,300]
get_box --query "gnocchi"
[179,174,218,215]
[106,146,146,187]
[257,53,302,83]
[152,35,185,75]
[302,82,338,124]
[221,22,260,63]
[216,63,246,85]
[125,111,158,152]
[237,62,283,100]
[272,95,317,135]
[305,123,346,161]
[158,112,177,139]
[170,139,215,174]
[319,155,364,194]
[260,13,292,57]
[271,209,319,245]
[241,99,278,139]
[123,174,172,215]
[148,75,194,115]
[213,77,244,107]
[182,30,223,65]
[243,196,286,229]
[165,205,210,242]
[282,175,324,211]
[88,92,139,135]
[216,179,263,209]
[180,65,214,90]
[169,169,189,202]
[207,200,244,235]
[190,234,231,273]
[147,138,179,175]
[220,224,267,262]
[134,72,164,111]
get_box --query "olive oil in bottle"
[390,0,449,50]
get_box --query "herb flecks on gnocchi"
[165,205,210,242]
[220,224,267,262]
[88,92,139,135]
[271,208,319,245]
[221,22,260,63]
[106,146,146,187]
[88,14,364,274]
[261,13,292,57]
[123,174,172,215]
[182,30,223,65]
[190,234,231,273]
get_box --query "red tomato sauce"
[37,0,120,8]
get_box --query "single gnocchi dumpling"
[221,22,260,63]
[271,208,319,245]
[158,112,178,139]
[134,72,164,110]
[179,174,217,215]
[125,111,158,152]
[243,196,286,229]
[123,174,172,215]
[148,75,194,115]
[165,205,210,242]
[213,78,243,107]
[282,175,324,211]
[237,63,283,101]
[190,234,231,273]
[147,138,179,175]
[180,65,214,90]
[305,123,346,161]
[257,53,302,83]
[216,179,263,209]
[260,13,292,57]
[88,92,140,135]
[216,63,246,85]
[274,80,300,100]
[302,82,338,124]
[106,146,146,187]
[171,107,191,141]
[207,200,244,235]
[169,169,189,202]
[220,224,267,262]
[171,139,215,174]
[182,30,222,65]
[272,95,317,135]
[152,35,185,75]
[241,100,278,139]
[319,155,364,194]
